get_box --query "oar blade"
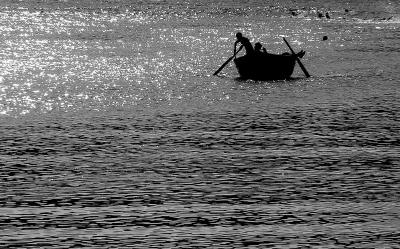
[213,56,233,75]
[213,45,243,76]
[283,37,310,78]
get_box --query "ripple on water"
[1,105,400,247]
[1,0,399,247]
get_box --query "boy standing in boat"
[234,32,254,56]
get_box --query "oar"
[213,45,243,76]
[283,37,310,78]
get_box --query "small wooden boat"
[234,53,298,80]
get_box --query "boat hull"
[234,53,297,80]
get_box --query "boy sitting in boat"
[254,41,306,58]
[254,42,267,53]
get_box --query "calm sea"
[0,0,399,248]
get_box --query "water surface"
[0,0,399,248]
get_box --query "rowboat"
[214,38,309,80]
[233,53,298,80]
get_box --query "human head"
[236,32,243,39]
[254,42,262,50]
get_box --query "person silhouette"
[254,41,305,58]
[254,42,267,54]
[234,32,254,55]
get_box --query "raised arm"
[234,40,239,54]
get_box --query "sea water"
[0,0,399,248]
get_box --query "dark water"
[0,0,399,248]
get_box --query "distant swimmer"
[326,12,331,19]
[234,32,254,55]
